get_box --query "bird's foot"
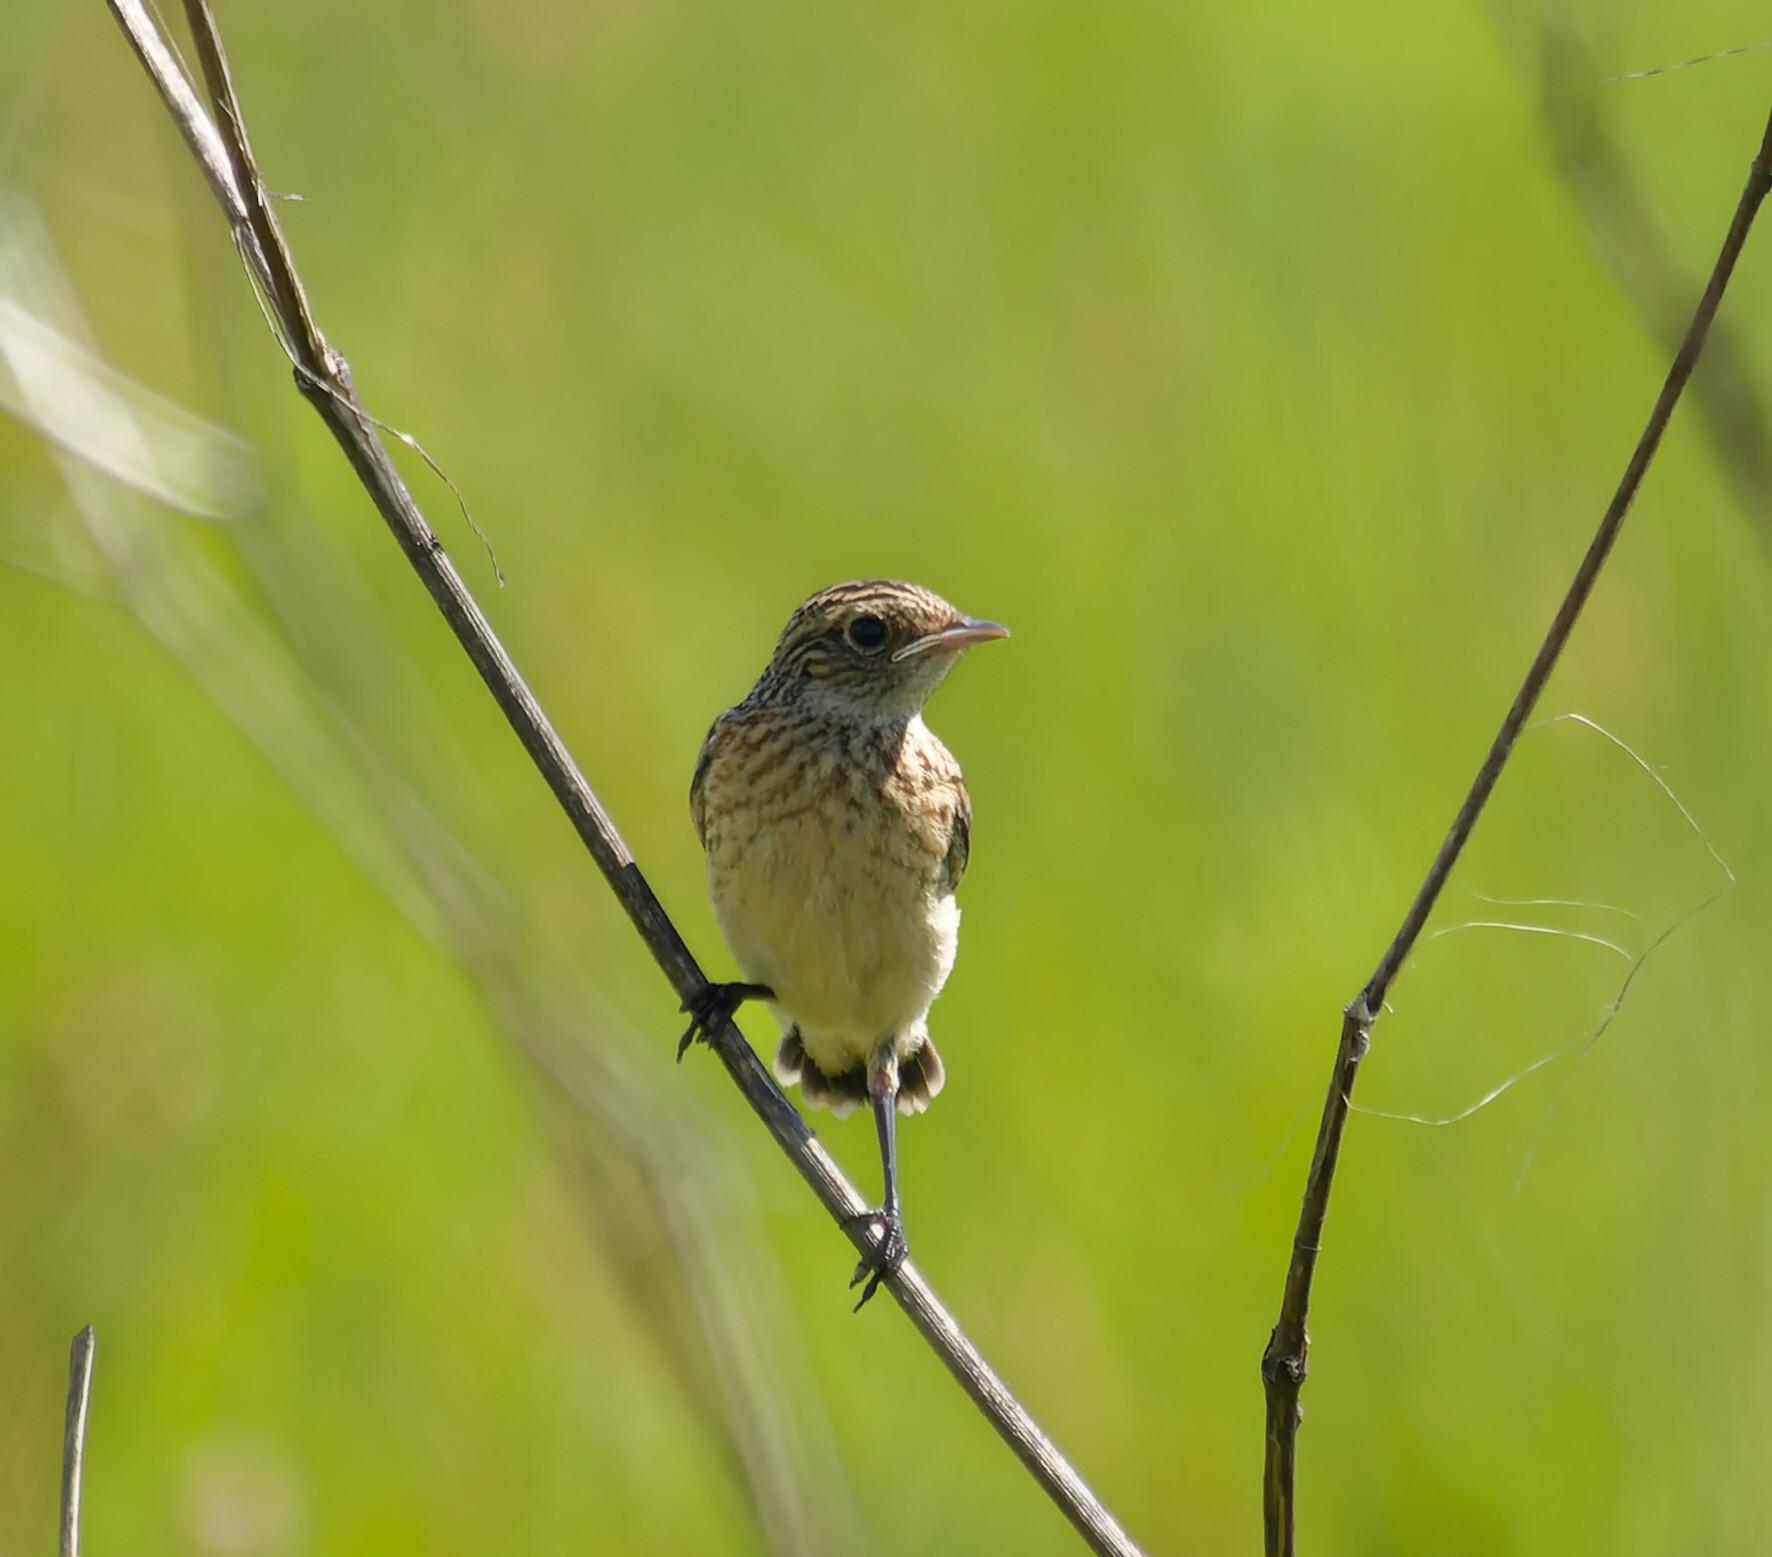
[844,1208,909,1311]
[677,981,774,1060]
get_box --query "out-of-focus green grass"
[5,0,1772,1551]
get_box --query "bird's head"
[755,579,1008,722]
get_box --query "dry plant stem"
[102,4,1144,1553]
[60,1325,95,1557]
[1259,103,1772,1557]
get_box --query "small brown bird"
[683,580,1008,1305]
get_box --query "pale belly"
[708,805,959,1078]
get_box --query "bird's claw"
[677,981,774,1060]
[845,1208,909,1310]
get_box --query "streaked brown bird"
[683,579,1008,1305]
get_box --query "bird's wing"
[689,716,725,850]
[943,775,972,896]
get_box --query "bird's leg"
[677,981,775,1060]
[847,1069,909,1310]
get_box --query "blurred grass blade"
[0,193,260,520]
[0,296,260,518]
[0,185,865,1557]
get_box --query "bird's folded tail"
[774,1028,945,1118]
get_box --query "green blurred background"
[5,0,1772,1551]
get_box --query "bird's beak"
[892,616,1011,662]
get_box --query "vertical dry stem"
[60,1325,95,1557]
[1260,102,1772,1557]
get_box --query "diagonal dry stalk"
[1259,98,1772,1557]
[100,3,1145,1553]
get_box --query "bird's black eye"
[846,614,889,652]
